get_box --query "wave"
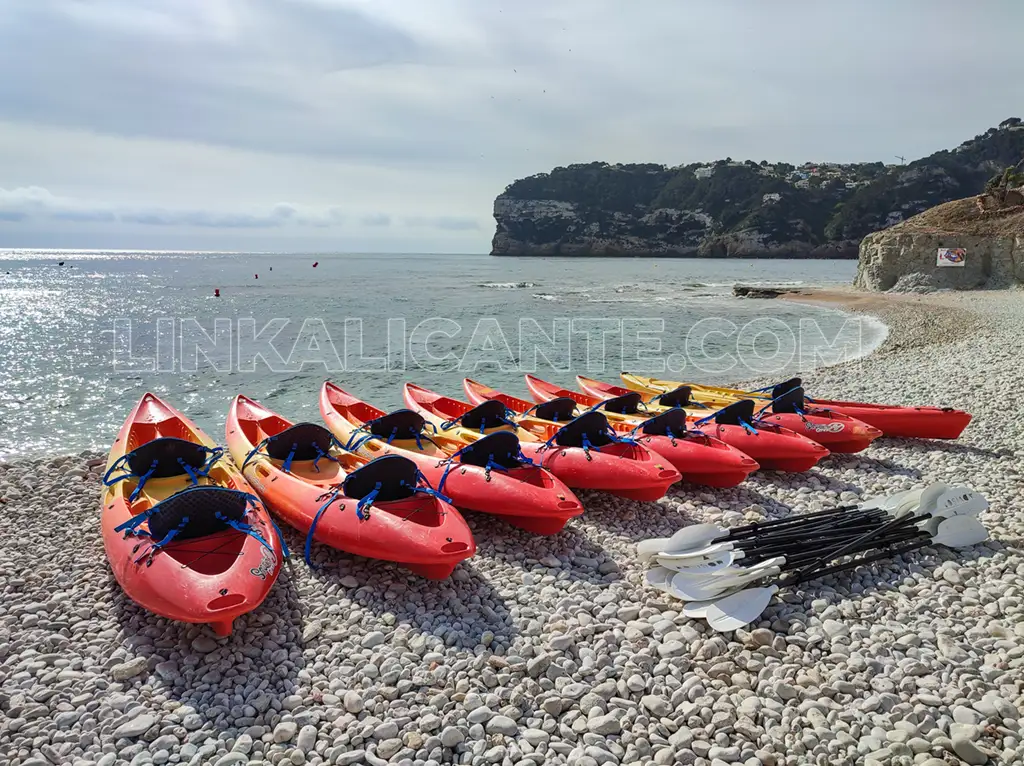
[478,281,538,289]
[532,293,562,302]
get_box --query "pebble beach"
[2,289,1023,766]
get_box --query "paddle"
[702,516,989,632]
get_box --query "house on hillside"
[694,166,714,179]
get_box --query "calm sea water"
[0,250,877,459]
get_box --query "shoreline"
[3,289,1024,766]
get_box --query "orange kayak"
[226,395,475,579]
[101,393,284,636]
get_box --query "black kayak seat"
[458,400,511,430]
[714,399,756,426]
[599,391,643,415]
[342,454,420,502]
[263,423,335,461]
[655,385,692,408]
[771,385,806,414]
[121,437,211,478]
[533,397,579,423]
[456,431,524,469]
[771,378,802,401]
[145,485,250,542]
[367,409,427,440]
[638,407,689,436]
[552,411,614,448]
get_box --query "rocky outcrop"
[491,197,856,258]
[491,120,1024,257]
[855,197,1024,291]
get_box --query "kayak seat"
[771,378,802,401]
[367,409,428,440]
[552,411,615,448]
[115,485,281,565]
[653,385,692,408]
[637,407,689,436]
[533,397,579,423]
[457,400,516,431]
[456,431,525,470]
[104,438,223,502]
[342,454,420,503]
[263,423,336,461]
[146,485,251,542]
[119,437,212,478]
[243,422,341,474]
[599,391,644,415]
[772,385,806,414]
[714,399,756,426]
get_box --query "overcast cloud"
[0,0,1021,252]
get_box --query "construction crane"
[895,155,906,165]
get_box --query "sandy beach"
[2,289,1023,766]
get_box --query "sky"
[0,1,1021,253]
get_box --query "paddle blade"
[932,516,989,548]
[704,585,778,632]
[636,523,726,561]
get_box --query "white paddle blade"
[644,567,677,591]
[932,516,989,548]
[931,488,988,519]
[657,552,738,576]
[682,600,714,618]
[656,541,734,562]
[637,538,671,562]
[637,524,726,560]
[668,564,781,602]
[704,585,779,632]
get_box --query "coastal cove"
[0,252,885,460]
[2,286,1022,766]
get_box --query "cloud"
[0,1,1022,252]
[361,213,392,227]
[0,185,383,230]
[404,215,481,231]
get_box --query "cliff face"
[491,119,1024,257]
[491,196,855,258]
[855,197,1024,291]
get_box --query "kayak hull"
[619,373,971,440]
[805,401,972,440]
[736,411,881,453]
[321,382,583,534]
[461,378,681,497]
[227,395,475,578]
[101,393,283,636]
[618,429,760,487]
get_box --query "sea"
[0,250,885,460]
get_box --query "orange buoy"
[215,289,221,297]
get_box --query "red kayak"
[226,395,475,579]
[464,378,757,489]
[101,393,285,636]
[525,375,830,473]
[577,375,882,454]
[408,381,679,501]
[766,378,971,439]
[321,382,583,534]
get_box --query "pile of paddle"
[638,482,989,633]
